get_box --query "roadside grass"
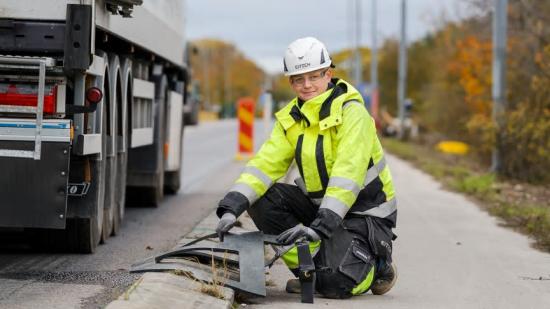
[172,252,231,300]
[199,253,229,299]
[382,137,550,252]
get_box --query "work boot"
[285,278,301,294]
[371,261,397,295]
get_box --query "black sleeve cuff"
[216,191,250,218]
[309,208,343,239]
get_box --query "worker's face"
[289,68,332,101]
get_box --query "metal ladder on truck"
[0,55,56,160]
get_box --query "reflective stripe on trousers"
[278,240,321,270]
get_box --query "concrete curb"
[105,211,237,309]
[105,272,234,309]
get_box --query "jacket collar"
[275,78,363,131]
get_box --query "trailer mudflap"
[0,140,70,229]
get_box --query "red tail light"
[0,83,57,114]
[85,87,103,104]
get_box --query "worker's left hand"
[276,224,320,245]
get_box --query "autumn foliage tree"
[189,39,265,110]
[382,0,550,183]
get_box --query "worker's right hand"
[216,212,237,242]
[276,224,320,245]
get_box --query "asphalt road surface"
[1,119,549,309]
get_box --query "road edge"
[104,211,235,309]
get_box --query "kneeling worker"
[216,37,398,298]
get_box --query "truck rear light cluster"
[0,83,58,114]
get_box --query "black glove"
[309,208,343,239]
[276,224,321,245]
[216,212,237,242]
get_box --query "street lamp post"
[354,0,363,87]
[397,0,408,139]
[491,0,508,173]
[370,0,378,120]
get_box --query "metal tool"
[131,231,279,297]
[297,240,316,303]
[131,231,325,302]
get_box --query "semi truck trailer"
[0,0,192,253]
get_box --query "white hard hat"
[283,37,332,76]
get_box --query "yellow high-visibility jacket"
[228,78,396,226]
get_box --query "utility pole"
[202,48,210,109]
[397,0,407,139]
[370,0,378,119]
[491,0,507,173]
[354,0,362,86]
[223,47,233,106]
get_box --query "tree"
[189,39,265,109]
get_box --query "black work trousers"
[247,183,394,298]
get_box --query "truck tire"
[35,153,106,253]
[143,74,167,206]
[27,216,101,253]
[63,65,110,252]
[101,108,116,242]
[104,53,129,239]
[69,217,101,253]
[164,170,181,194]
[126,74,167,207]
[71,101,109,252]
[164,123,184,194]
[113,74,127,235]
[112,150,127,235]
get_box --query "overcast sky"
[185,0,473,74]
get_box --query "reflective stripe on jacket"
[229,78,396,225]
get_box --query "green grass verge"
[382,137,550,252]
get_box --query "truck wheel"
[71,217,101,253]
[27,216,99,253]
[113,90,128,232]
[101,141,116,242]
[73,103,108,252]
[101,72,116,242]
[143,157,164,206]
[61,154,105,253]
[126,75,166,207]
[65,72,109,252]
[142,75,167,206]
[164,124,184,194]
[164,171,180,194]
[112,145,127,235]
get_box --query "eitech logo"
[295,63,310,70]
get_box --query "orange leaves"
[450,36,493,116]
[189,39,265,107]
